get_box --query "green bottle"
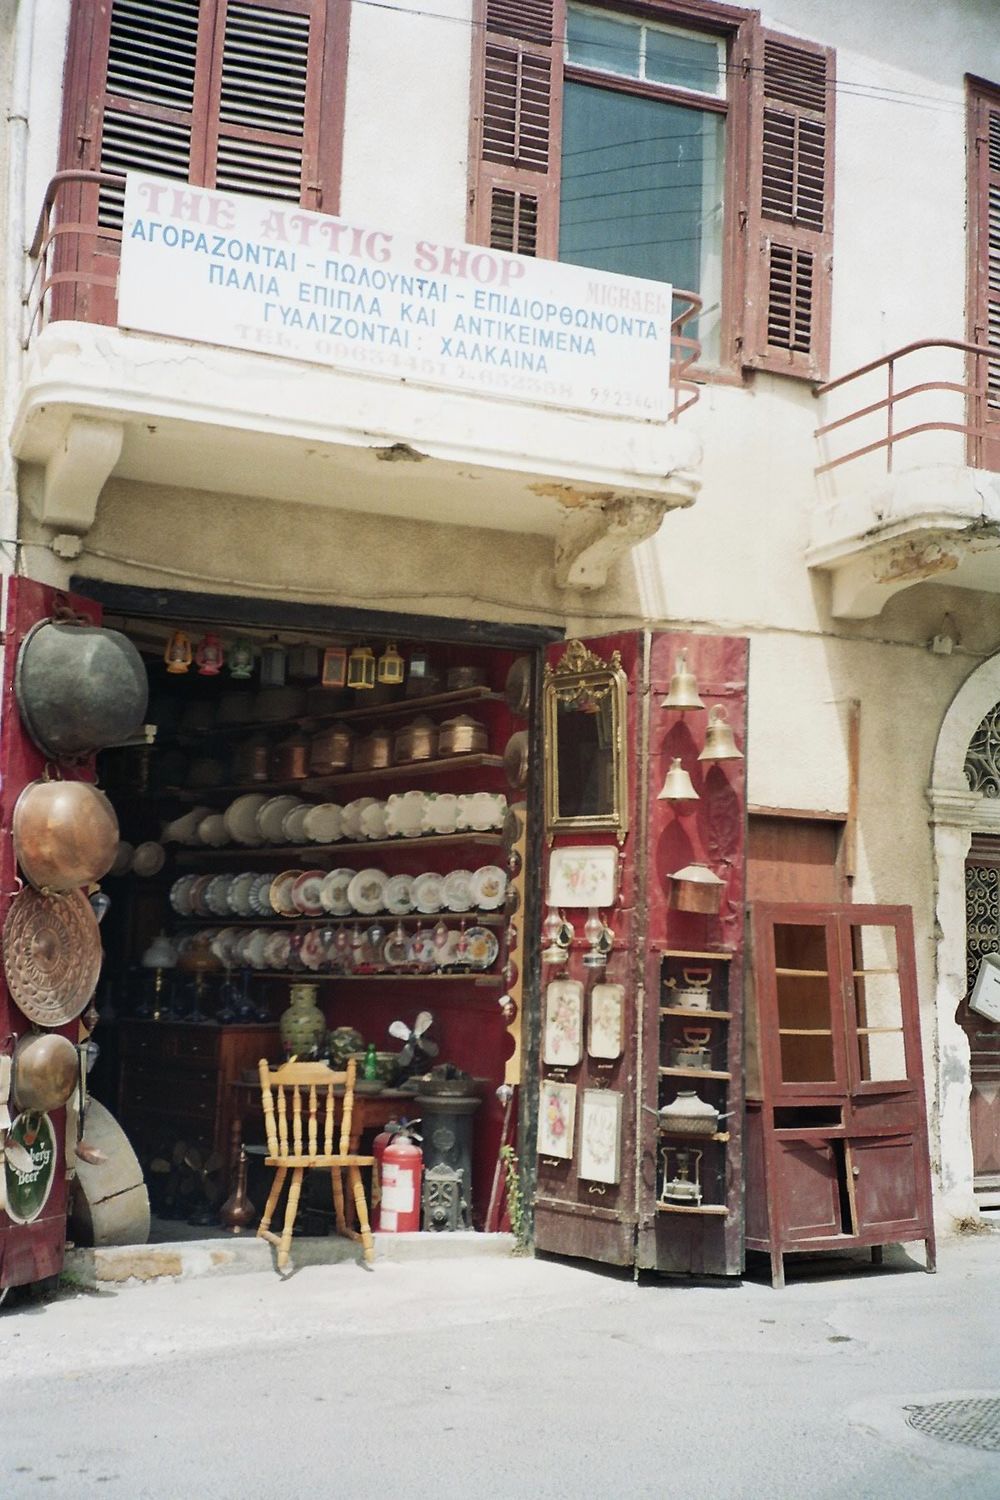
[363,1042,379,1082]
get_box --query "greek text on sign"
[118,174,674,420]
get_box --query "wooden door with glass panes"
[747,903,934,1287]
[962,839,1000,1198]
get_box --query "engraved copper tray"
[3,887,102,1027]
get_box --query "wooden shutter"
[54,0,348,322]
[743,31,835,381]
[968,81,1000,470]
[468,0,565,258]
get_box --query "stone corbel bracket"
[554,478,698,591]
[38,414,124,538]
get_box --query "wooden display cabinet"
[746,903,936,1287]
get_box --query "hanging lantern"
[377,641,405,686]
[698,705,744,762]
[164,629,193,675]
[347,643,376,691]
[287,643,321,682]
[228,637,255,680]
[657,757,699,804]
[259,639,287,687]
[321,644,348,688]
[661,649,705,712]
[195,632,225,677]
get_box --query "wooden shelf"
[173,912,505,928]
[655,1202,729,1216]
[164,753,505,802]
[658,1065,731,1081]
[657,1129,730,1142]
[244,970,503,985]
[658,1006,732,1020]
[656,948,733,961]
[168,686,504,740]
[174,831,504,863]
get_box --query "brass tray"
[3,886,102,1027]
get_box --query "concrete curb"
[62,1231,517,1286]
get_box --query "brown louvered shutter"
[468,0,566,258]
[55,0,347,323]
[968,83,1000,470]
[743,31,835,381]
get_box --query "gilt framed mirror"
[543,640,629,842]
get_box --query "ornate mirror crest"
[544,640,629,843]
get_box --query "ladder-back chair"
[257,1056,375,1269]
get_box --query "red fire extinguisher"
[371,1121,398,1233]
[378,1121,422,1234]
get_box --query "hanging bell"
[698,705,744,762]
[657,757,699,804]
[661,649,705,712]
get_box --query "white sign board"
[970,953,1000,1024]
[118,174,673,419]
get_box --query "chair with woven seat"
[256,1055,375,1269]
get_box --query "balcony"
[808,339,1000,618]
[11,173,703,591]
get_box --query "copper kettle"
[13,779,120,892]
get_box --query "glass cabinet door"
[766,916,848,1095]
[840,913,918,1094]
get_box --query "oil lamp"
[347,643,376,691]
[164,629,193,674]
[321,644,348,688]
[377,640,405,686]
[195,632,224,676]
[260,639,287,687]
[228,636,255,680]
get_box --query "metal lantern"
[259,639,287,687]
[698,705,744,762]
[195,632,224,676]
[657,757,699,804]
[321,644,348,688]
[164,629,193,675]
[347,643,376,691]
[377,640,405,686]
[661,649,705,712]
[228,636,255,680]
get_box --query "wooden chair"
[256,1056,375,1269]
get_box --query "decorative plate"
[224,793,269,846]
[470,865,507,910]
[204,874,234,917]
[210,927,241,967]
[292,870,327,917]
[320,867,357,916]
[250,873,276,917]
[421,792,460,836]
[341,797,377,840]
[441,869,474,913]
[383,874,415,915]
[347,868,387,915]
[227,871,259,917]
[456,792,508,831]
[438,928,465,967]
[282,803,313,844]
[270,869,304,917]
[304,802,344,844]
[189,874,216,917]
[385,790,427,839]
[262,930,291,969]
[299,927,328,972]
[463,925,500,970]
[257,795,303,844]
[169,874,199,917]
[243,928,270,969]
[408,927,439,968]
[3,887,103,1027]
[412,871,445,914]
[197,813,229,848]
[360,800,389,840]
[383,927,412,967]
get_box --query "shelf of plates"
[166,686,505,741]
[162,754,505,803]
[656,950,734,1218]
[174,832,505,864]
[172,912,506,927]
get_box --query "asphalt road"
[2,1231,999,1499]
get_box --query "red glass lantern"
[195,632,225,676]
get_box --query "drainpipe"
[1,0,38,569]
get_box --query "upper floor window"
[469,0,835,383]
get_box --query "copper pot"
[446,665,487,691]
[15,617,148,761]
[353,727,394,772]
[13,780,119,892]
[270,732,311,781]
[11,1032,79,1112]
[394,715,439,765]
[439,714,487,757]
[308,722,354,775]
[232,731,271,784]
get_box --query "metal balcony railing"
[814,338,995,475]
[26,172,702,422]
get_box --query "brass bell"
[661,649,705,712]
[698,705,744,762]
[657,757,699,803]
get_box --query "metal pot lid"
[12,1032,79,1113]
[3,887,102,1027]
[15,617,149,761]
[504,656,532,718]
[503,730,529,789]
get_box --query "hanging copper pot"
[15,617,148,760]
[3,887,102,1027]
[11,1032,79,1112]
[12,779,119,892]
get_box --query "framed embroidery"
[543,979,584,1067]
[588,982,625,1059]
[538,1080,576,1160]
[579,1089,623,1184]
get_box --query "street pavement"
[1,1229,998,1499]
